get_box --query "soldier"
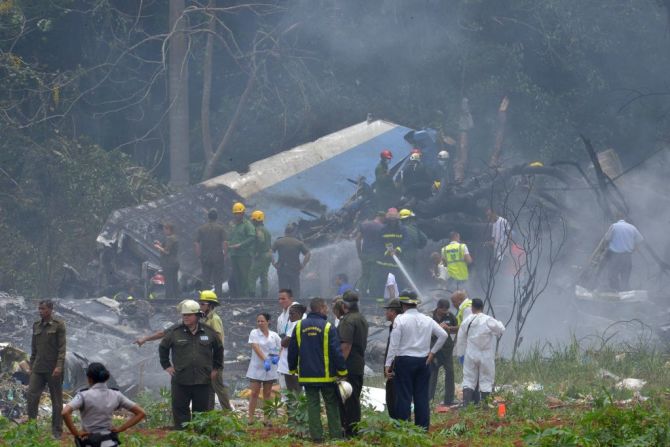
[159,300,223,429]
[227,202,256,297]
[198,291,233,411]
[195,209,226,299]
[154,222,179,299]
[272,224,311,300]
[249,210,272,298]
[27,299,66,439]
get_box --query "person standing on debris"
[62,362,145,446]
[451,290,473,326]
[198,291,233,411]
[399,208,427,277]
[288,297,348,442]
[27,299,66,440]
[374,149,397,212]
[246,313,281,424]
[154,222,179,300]
[385,290,447,430]
[373,208,407,297]
[159,299,223,429]
[356,211,385,297]
[195,208,227,299]
[604,215,644,291]
[486,208,510,262]
[456,298,505,406]
[382,299,402,418]
[428,298,458,406]
[400,150,432,200]
[441,231,473,291]
[337,291,369,437]
[227,202,256,297]
[249,210,273,298]
[272,224,311,300]
[276,289,300,392]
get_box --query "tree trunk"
[489,96,509,168]
[454,97,473,183]
[200,0,215,164]
[168,0,190,187]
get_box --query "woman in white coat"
[246,312,281,424]
[455,298,505,405]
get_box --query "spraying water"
[392,253,427,301]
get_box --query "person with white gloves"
[455,298,505,406]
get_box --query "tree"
[168,0,190,187]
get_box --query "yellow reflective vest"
[441,241,469,281]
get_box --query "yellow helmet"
[199,290,219,305]
[251,210,265,222]
[529,161,544,168]
[232,202,246,214]
[433,180,441,190]
[399,209,414,219]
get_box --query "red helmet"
[411,148,422,155]
[380,149,393,160]
[151,273,165,285]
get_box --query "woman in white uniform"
[246,312,281,423]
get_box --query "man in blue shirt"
[335,273,353,295]
[604,216,644,291]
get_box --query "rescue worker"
[373,208,407,297]
[337,291,369,437]
[27,299,66,439]
[437,149,450,185]
[455,298,505,406]
[276,289,300,392]
[451,290,473,326]
[486,208,510,262]
[198,291,233,411]
[399,208,427,277]
[158,299,223,429]
[249,210,272,298]
[288,297,348,442]
[335,273,353,296]
[400,150,431,200]
[355,211,385,296]
[227,202,256,297]
[195,208,226,299]
[441,231,473,291]
[604,215,644,291]
[428,298,458,406]
[374,149,397,211]
[154,222,179,299]
[385,290,447,430]
[272,224,311,300]
[382,299,402,419]
[62,363,145,447]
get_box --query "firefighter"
[400,150,431,200]
[195,209,226,299]
[399,208,427,277]
[372,208,408,297]
[227,202,256,297]
[288,297,348,442]
[374,149,397,211]
[249,210,272,298]
[441,231,473,291]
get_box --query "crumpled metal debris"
[616,378,646,391]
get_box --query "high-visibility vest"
[456,299,472,325]
[441,241,469,281]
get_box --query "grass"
[3,338,670,446]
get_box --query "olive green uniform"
[27,317,66,438]
[159,322,224,429]
[203,311,232,411]
[196,221,226,298]
[227,218,256,297]
[337,310,369,436]
[250,224,272,298]
[161,234,180,299]
[374,159,397,211]
[272,236,309,299]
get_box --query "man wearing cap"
[159,300,223,429]
[272,224,311,300]
[385,290,447,430]
[356,211,385,297]
[198,291,232,411]
[249,210,272,298]
[337,291,369,437]
[429,298,458,406]
[399,209,427,277]
[195,209,227,299]
[373,208,408,297]
[382,298,402,418]
[227,203,256,297]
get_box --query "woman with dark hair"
[62,362,145,446]
[246,313,281,424]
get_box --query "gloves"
[458,356,464,366]
[270,354,280,365]
[263,358,272,371]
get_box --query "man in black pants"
[428,298,458,405]
[337,291,368,437]
[383,299,402,418]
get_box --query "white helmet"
[438,150,450,160]
[337,380,353,403]
[180,299,201,315]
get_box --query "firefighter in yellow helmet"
[227,202,256,297]
[249,210,272,298]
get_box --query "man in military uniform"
[159,300,223,429]
[272,224,311,300]
[195,209,226,299]
[27,299,66,439]
[198,291,233,411]
[227,202,256,297]
[154,222,179,299]
[249,210,272,298]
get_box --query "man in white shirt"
[604,216,643,291]
[276,288,300,391]
[385,290,448,430]
[486,208,510,261]
[384,272,399,300]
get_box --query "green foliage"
[354,409,432,447]
[134,388,173,429]
[167,410,247,447]
[0,419,60,447]
[283,390,309,437]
